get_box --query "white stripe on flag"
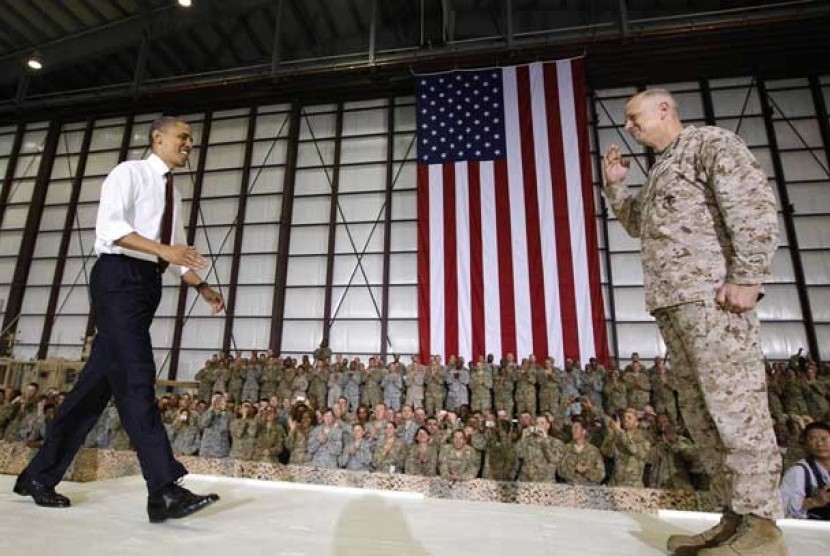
[428,164,445,359]
[479,161,501,359]
[455,161,472,362]
[502,66,533,358]
[557,59,596,360]
[529,63,564,365]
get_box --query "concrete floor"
[0,474,828,556]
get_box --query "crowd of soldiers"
[1,348,827,490]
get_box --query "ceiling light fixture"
[177,0,193,7]
[26,51,43,71]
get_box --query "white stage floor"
[1,474,828,555]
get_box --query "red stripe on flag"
[443,164,459,360]
[516,66,549,360]
[494,158,516,357]
[544,62,581,360]
[417,164,431,361]
[571,59,610,363]
[468,161,485,361]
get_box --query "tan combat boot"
[667,509,741,554]
[698,515,788,556]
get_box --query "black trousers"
[25,254,186,493]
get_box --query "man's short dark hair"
[804,421,830,440]
[148,115,187,145]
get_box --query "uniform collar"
[657,125,695,161]
[147,152,173,175]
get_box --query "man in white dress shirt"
[15,116,225,523]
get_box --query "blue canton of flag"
[416,69,507,164]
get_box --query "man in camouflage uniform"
[493,361,516,417]
[623,359,651,411]
[253,405,285,463]
[559,418,605,485]
[438,429,479,480]
[259,357,280,402]
[381,361,405,411]
[308,408,344,469]
[603,89,785,554]
[515,415,564,483]
[646,414,698,491]
[424,358,447,417]
[469,360,494,413]
[600,407,651,487]
[361,357,385,410]
[277,358,296,403]
[404,358,426,410]
[194,358,216,403]
[307,360,329,411]
[537,358,563,419]
[514,359,537,416]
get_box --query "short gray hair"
[148,115,187,145]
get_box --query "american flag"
[416,58,609,365]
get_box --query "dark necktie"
[158,171,173,272]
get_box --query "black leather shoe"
[147,483,219,523]
[13,474,71,508]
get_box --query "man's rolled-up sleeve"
[96,164,136,247]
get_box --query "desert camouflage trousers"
[654,299,783,519]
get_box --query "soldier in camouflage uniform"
[308,409,344,469]
[404,426,439,476]
[291,365,310,403]
[170,409,200,456]
[404,358,425,410]
[253,406,285,463]
[802,364,829,421]
[361,358,385,410]
[194,359,216,403]
[307,360,329,411]
[212,360,229,395]
[372,421,407,473]
[259,357,280,402]
[515,415,564,483]
[493,362,516,417]
[482,420,519,481]
[424,359,447,417]
[600,408,651,487]
[602,367,628,416]
[227,359,244,403]
[537,358,562,418]
[444,359,470,411]
[240,358,261,402]
[342,362,363,412]
[580,358,605,413]
[339,422,374,471]
[604,89,785,554]
[646,414,698,491]
[230,403,259,460]
[438,429,478,480]
[514,359,537,416]
[559,418,605,485]
[277,359,296,403]
[623,360,651,411]
[198,394,231,458]
[326,360,345,410]
[649,357,678,423]
[286,409,313,465]
[469,361,494,413]
[381,361,404,411]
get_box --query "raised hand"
[603,145,630,186]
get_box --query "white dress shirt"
[95,153,188,275]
